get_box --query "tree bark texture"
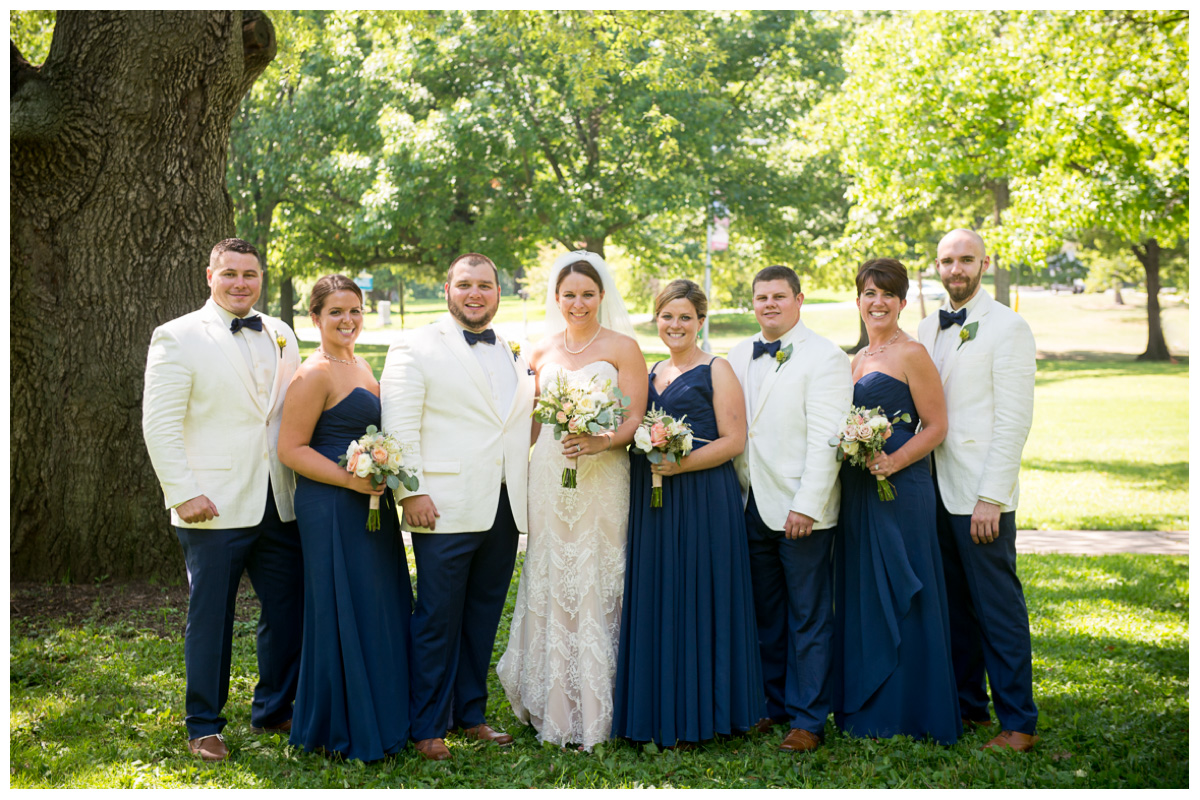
[990,180,1011,307]
[1133,238,1171,361]
[10,11,276,581]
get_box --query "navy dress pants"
[934,482,1038,735]
[744,488,835,736]
[409,485,520,741]
[175,484,304,739]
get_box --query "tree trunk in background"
[991,179,1011,307]
[280,274,295,329]
[10,11,276,581]
[1134,238,1171,361]
[850,315,868,354]
[1113,279,1124,305]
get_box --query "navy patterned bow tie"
[752,339,782,360]
[230,315,263,334]
[463,328,496,346]
[939,308,967,330]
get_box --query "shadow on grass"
[1033,357,1190,384]
[1022,459,1188,491]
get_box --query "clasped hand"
[560,433,608,458]
[866,451,897,478]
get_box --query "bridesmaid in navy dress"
[278,275,411,761]
[613,279,763,749]
[832,258,960,745]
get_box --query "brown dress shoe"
[415,737,452,761]
[753,717,776,734]
[188,734,230,762]
[982,730,1040,752]
[454,723,514,746]
[250,718,293,735]
[779,728,822,753]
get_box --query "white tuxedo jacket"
[142,299,300,528]
[728,319,853,531]
[380,314,536,534]
[917,290,1036,515]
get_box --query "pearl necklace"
[862,329,901,357]
[318,349,357,366]
[564,327,602,355]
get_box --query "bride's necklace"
[564,327,602,355]
[317,349,356,366]
[862,329,901,357]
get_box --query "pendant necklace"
[862,329,901,357]
[318,349,357,366]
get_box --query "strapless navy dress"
[289,387,412,761]
[612,361,764,747]
[832,371,960,744]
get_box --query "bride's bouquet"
[533,371,630,488]
[829,405,911,501]
[339,425,419,530]
[632,406,694,508]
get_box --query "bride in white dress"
[497,251,648,750]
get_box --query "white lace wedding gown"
[497,360,630,751]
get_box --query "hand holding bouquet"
[632,406,694,507]
[828,405,911,501]
[339,425,419,529]
[533,371,630,488]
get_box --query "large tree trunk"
[1133,238,1171,361]
[280,274,295,329]
[990,179,1011,307]
[850,315,869,354]
[10,11,276,581]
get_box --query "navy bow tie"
[463,328,496,346]
[939,308,967,330]
[753,339,782,360]
[230,315,263,334]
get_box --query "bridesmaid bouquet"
[339,425,420,530]
[829,405,911,501]
[632,406,694,507]
[533,372,630,488]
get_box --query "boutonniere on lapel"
[509,341,521,361]
[774,343,794,372]
[957,322,979,351]
[275,334,287,356]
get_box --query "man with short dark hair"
[143,238,304,762]
[728,265,852,753]
[918,229,1039,752]
[381,252,535,761]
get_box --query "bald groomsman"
[917,229,1039,752]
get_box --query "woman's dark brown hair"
[855,258,909,298]
[555,260,605,294]
[309,274,363,316]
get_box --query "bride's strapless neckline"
[540,359,617,376]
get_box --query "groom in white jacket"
[728,265,852,753]
[380,252,536,761]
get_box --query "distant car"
[906,280,947,304]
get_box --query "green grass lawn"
[8,553,1188,788]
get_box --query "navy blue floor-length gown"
[289,387,412,761]
[833,371,960,745]
[613,361,764,747]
